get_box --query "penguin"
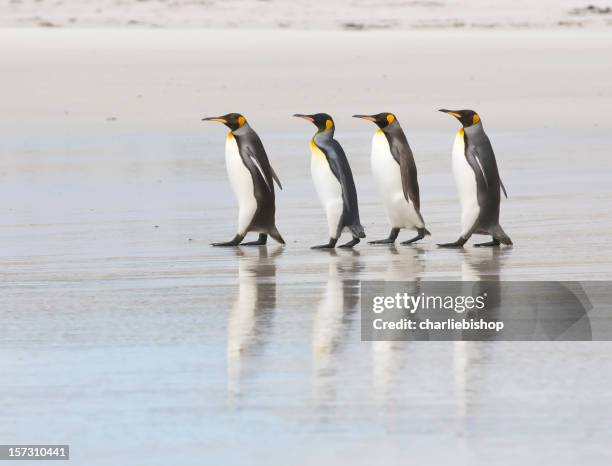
[202,113,284,246]
[437,109,512,248]
[353,112,430,245]
[293,113,366,249]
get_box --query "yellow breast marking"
[227,132,234,140]
[310,139,326,159]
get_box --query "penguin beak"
[293,114,314,122]
[352,115,376,122]
[438,109,462,119]
[202,116,227,123]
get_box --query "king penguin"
[353,112,430,245]
[293,113,366,249]
[437,109,512,248]
[202,113,285,246]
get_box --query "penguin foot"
[311,238,338,250]
[338,237,360,249]
[474,238,500,248]
[401,228,427,245]
[241,234,268,246]
[368,238,396,245]
[437,237,467,248]
[211,234,244,247]
[368,228,399,245]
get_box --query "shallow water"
[2,30,612,465]
[2,126,612,465]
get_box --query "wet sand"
[1,29,612,465]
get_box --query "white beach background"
[1,3,612,465]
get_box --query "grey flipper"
[233,124,284,243]
[383,125,420,208]
[313,134,366,239]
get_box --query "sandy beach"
[2,27,612,465]
[2,0,612,29]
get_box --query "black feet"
[368,238,395,245]
[401,228,427,245]
[437,237,467,248]
[211,234,244,247]
[338,237,360,249]
[474,238,500,248]
[241,234,268,246]
[311,238,338,250]
[369,228,399,245]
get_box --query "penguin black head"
[293,113,335,133]
[353,112,398,129]
[439,109,481,127]
[202,113,247,131]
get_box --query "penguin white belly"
[451,130,480,236]
[371,131,422,229]
[225,134,257,235]
[310,142,343,238]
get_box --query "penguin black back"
[311,114,365,239]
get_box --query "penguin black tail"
[350,224,366,239]
[491,225,513,245]
[269,226,285,245]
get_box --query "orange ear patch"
[386,114,395,124]
[325,119,333,130]
[472,114,480,124]
[238,116,246,127]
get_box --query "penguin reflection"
[453,248,506,420]
[372,246,428,405]
[312,251,362,404]
[453,249,592,423]
[461,249,592,341]
[227,246,282,404]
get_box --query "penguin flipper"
[270,166,283,190]
[400,155,421,211]
[500,178,508,198]
[244,146,273,192]
[465,147,489,191]
[323,140,361,224]
[466,141,506,199]
[388,135,421,211]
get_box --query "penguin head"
[353,112,398,129]
[202,113,247,131]
[439,109,481,127]
[293,113,335,133]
